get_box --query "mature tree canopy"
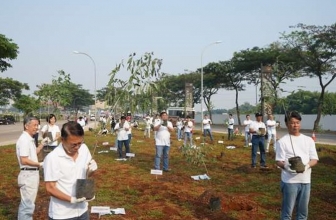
[34,70,92,113]
[13,94,40,116]
[0,34,19,72]
[0,77,29,106]
[281,23,336,130]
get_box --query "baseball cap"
[255,112,262,117]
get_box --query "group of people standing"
[15,110,319,220]
[16,114,98,220]
[151,111,320,219]
[241,112,319,219]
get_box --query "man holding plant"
[276,111,318,220]
[154,111,174,171]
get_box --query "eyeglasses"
[64,140,84,148]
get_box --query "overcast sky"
[1,0,336,110]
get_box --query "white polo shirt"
[154,120,173,146]
[184,121,193,133]
[44,143,92,219]
[16,131,38,168]
[228,118,234,129]
[114,121,130,141]
[41,124,60,146]
[243,119,252,132]
[249,121,266,134]
[266,119,277,135]
[276,134,319,183]
[203,119,211,130]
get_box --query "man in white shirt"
[243,114,252,147]
[154,111,174,171]
[153,114,161,138]
[276,111,318,219]
[77,116,86,129]
[144,116,152,138]
[249,112,267,168]
[227,114,234,141]
[183,116,194,147]
[266,114,277,153]
[43,121,98,219]
[114,116,130,158]
[202,114,214,142]
[176,117,183,141]
[16,116,46,220]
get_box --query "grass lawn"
[1,126,336,220]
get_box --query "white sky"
[1,0,336,110]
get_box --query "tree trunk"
[235,88,241,125]
[313,87,325,131]
[204,96,213,122]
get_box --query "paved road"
[0,121,335,146]
[201,124,336,145]
[0,120,70,146]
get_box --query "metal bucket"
[76,179,95,200]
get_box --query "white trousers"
[18,170,39,220]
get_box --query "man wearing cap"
[249,113,268,168]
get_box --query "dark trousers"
[251,135,266,166]
[118,140,130,158]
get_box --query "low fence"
[195,113,336,131]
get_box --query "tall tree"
[232,44,301,115]
[34,70,88,113]
[219,60,246,125]
[0,34,19,72]
[281,23,336,130]
[62,84,93,118]
[12,94,40,116]
[200,62,229,121]
[0,34,28,106]
[0,77,29,106]
[107,52,163,115]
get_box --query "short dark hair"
[229,114,232,116]
[120,116,126,120]
[160,111,167,117]
[61,121,84,140]
[285,111,302,123]
[46,114,57,123]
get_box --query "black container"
[76,179,95,200]
[288,156,305,173]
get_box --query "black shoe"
[260,165,269,168]
[163,169,171,172]
[251,165,256,168]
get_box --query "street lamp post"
[201,41,222,140]
[73,51,97,129]
[153,96,163,113]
